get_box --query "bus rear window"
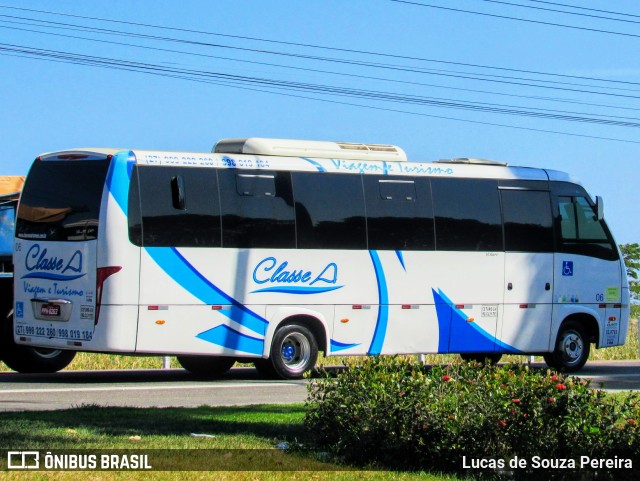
[16,159,111,241]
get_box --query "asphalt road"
[567,360,640,391]
[0,367,308,412]
[0,360,639,412]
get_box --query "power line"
[526,0,640,20]
[1,4,640,88]
[389,0,640,40]
[3,13,640,124]
[6,17,640,117]
[2,44,638,145]
[474,0,640,25]
[3,9,640,116]
[4,18,640,104]
[2,5,639,144]
[2,42,639,129]
[5,21,636,126]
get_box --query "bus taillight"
[95,266,122,325]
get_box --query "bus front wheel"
[255,324,318,380]
[176,355,235,377]
[545,321,590,372]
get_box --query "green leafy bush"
[304,357,640,480]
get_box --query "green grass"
[0,467,464,481]
[0,404,306,450]
[0,404,464,481]
[589,318,639,361]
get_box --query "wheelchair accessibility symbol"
[562,261,574,277]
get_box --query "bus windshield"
[16,159,111,242]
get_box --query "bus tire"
[2,347,76,374]
[460,353,502,365]
[542,353,558,370]
[547,321,590,372]
[176,355,235,377]
[1,314,76,373]
[257,324,318,380]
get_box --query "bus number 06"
[595,293,605,302]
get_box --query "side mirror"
[595,196,604,221]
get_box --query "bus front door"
[499,188,555,353]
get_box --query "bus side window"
[560,200,577,239]
[133,166,221,247]
[432,178,502,251]
[574,197,607,240]
[292,172,366,250]
[557,196,617,260]
[219,170,295,248]
[364,176,434,251]
[128,168,142,245]
[501,189,553,253]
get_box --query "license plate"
[40,304,61,317]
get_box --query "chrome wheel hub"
[280,332,311,373]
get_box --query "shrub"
[304,357,640,480]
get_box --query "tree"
[620,243,640,318]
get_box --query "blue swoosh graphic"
[21,272,86,281]
[432,288,521,354]
[330,339,361,353]
[105,150,135,216]
[250,285,343,295]
[197,325,264,356]
[301,157,326,172]
[368,250,389,355]
[146,247,268,336]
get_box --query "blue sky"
[1,0,639,244]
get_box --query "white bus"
[10,138,630,378]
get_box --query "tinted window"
[219,170,295,248]
[130,166,221,247]
[364,176,434,250]
[17,159,110,241]
[432,178,502,251]
[557,195,617,260]
[0,202,15,258]
[293,172,366,249]
[128,171,141,245]
[501,189,553,252]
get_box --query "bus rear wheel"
[2,346,76,373]
[176,355,235,377]
[255,324,318,380]
[545,321,590,372]
[1,314,76,373]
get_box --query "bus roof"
[35,137,578,183]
